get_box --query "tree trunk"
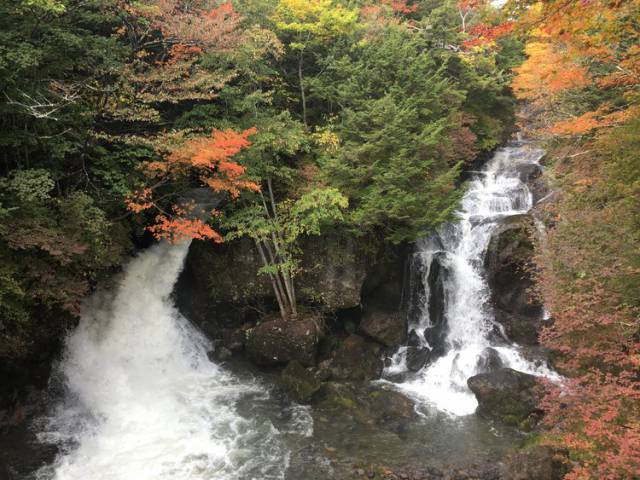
[298,50,307,128]
[255,239,288,320]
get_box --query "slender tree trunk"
[263,180,298,317]
[261,238,290,314]
[298,50,307,128]
[255,239,288,320]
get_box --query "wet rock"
[502,446,568,480]
[314,382,359,410]
[467,368,544,427]
[246,315,323,367]
[297,235,368,311]
[360,243,408,316]
[485,216,545,346]
[494,309,541,346]
[518,346,555,370]
[207,345,232,363]
[281,361,323,403]
[475,348,504,373]
[406,347,430,372]
[423,253,449,356]
[359,309,406,347]
[329,335,383,382]
[407,329,421,347]
[367,389,416,421]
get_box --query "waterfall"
[385,141,559,416]
[35,241,300,480]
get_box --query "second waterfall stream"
[384,139,559,416]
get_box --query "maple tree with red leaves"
[126,128,259,243]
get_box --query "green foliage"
[0,0,518,340]
[315,25,465,242]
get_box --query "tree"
[271,0,358,126]
[126,127,259,242]
[508,0,640,135]
[220,187,348,320]
[315,24,469,242]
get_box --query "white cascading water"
[35,241,305,480]
[385,140,559,416]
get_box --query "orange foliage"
[463,21,514,49]
[129,0,242,51]
[126,128,258,243]
[380,0,417,14]
[512,41,591,101]
[510,0,640,136]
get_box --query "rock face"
[358,309,406,347]
[467,368,544,426]
[485,216,545,346]
[423,253,450,355]
[245,315,322,367]
[502,446,568,480]
[405,251,449,358]
[297,235,368,311]
[175,234,369,337]
[329,334,383,382]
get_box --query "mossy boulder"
[315,382,359,410]
[281,360,323,403]
[367,389,416,421]
[467,368,544,427]
[246,315,323,367]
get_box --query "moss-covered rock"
[367,389,416,421]
[467,368,544,427]
[485,215,547,346]
[314,382,359,410]
[280,360,323,403]
[246,314,323,367]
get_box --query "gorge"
[1,1,638,479]
[1,136,562,480]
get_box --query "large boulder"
[175,238,272,337]
[467,368,544,427]
[502,446,568,480]
[358,309,406,347]
[329,335,383,382]
[367,389,416,421]
[246,315,323,367]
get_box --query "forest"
[0,1,638,479]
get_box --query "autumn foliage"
[126,128,258,243]
[510,0,640,136]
